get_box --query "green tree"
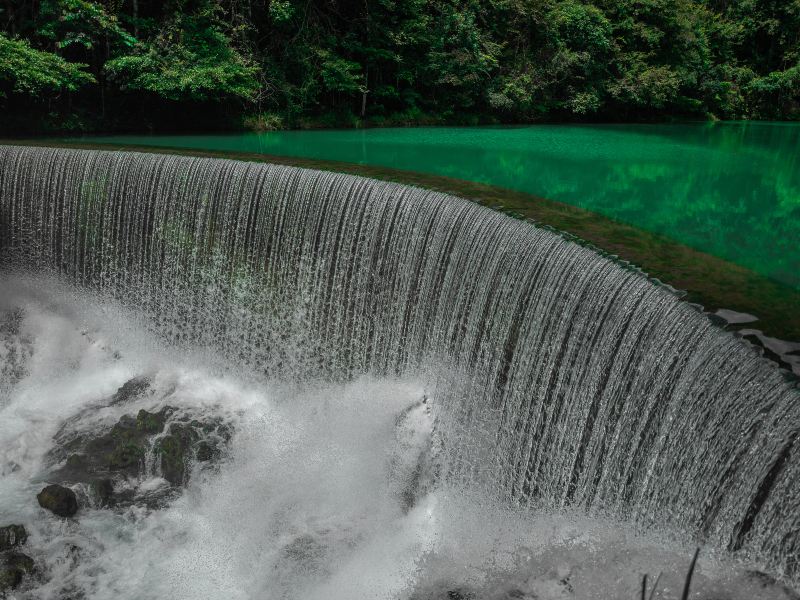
[37,0,136,51]
[104,2,259,102]
[3,0,800,131]
[0,33,94,97]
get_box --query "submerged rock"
[0,525,27,552]
[49,377,155,446]
[89,478,115,508]
[745,570,800,600]
[0,462,20,477]
[0,551,35,593]
[195,441,215,462]
[411,571,575,600]
[409,585,476,600]
[37,484,79,517]
[0,308,33,406]
[282,534,327,570]
[391,396,440,512]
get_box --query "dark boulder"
[37,484,78,517]
[0,551,35,592]
[0,525,27,552]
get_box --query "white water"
[0,274,796,600]
[1,145,799,594]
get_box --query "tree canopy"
[1,0,798,132]
[0,33,93,96]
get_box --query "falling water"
[1,145,798,583]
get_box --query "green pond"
[82,122,800,290]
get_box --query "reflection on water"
[84,122,800,289]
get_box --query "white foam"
[0,273,794,599]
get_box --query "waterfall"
[1,145,798,580]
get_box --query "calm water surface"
[84,123,800,289]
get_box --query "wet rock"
[392,397,439,512]
[0,551,35,592]
[283,534,326,569]
[195,441,214,462]
[36,543,87,600]
[409,585,476,600]
[735,330,800,374]
[147,416,231,487]
[37,484,79,517]
[50,377,155,447]
[446,590,475,600]
[714,308,759,326]
[0,525,27,551]
[108,377,152,406]
[47,398,232,509]
[135,408,170,434]
[52,407,175,482]
[89,479,115,508]
[43,372,233,511]
[0,462,20,477]
[132,478,179,510]
[154,422,199,485]
[0,309,33,403]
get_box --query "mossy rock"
[53,407,174,481]
[0,525,27,552]
[106,441,145,470]
[136,408,170,434]
[154,423,199,485]
[0,551,35,593]
[46,394,233,509]
[51,406,227,488]
[108,407,172,441]
[152,418,232,485]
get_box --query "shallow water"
[1,273,796,600]
[82,122,800,290]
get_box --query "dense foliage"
[1,0,799,132]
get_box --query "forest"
[1,0,799,133]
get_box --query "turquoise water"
[83,122,800,289]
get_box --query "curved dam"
[0,145,798,597]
